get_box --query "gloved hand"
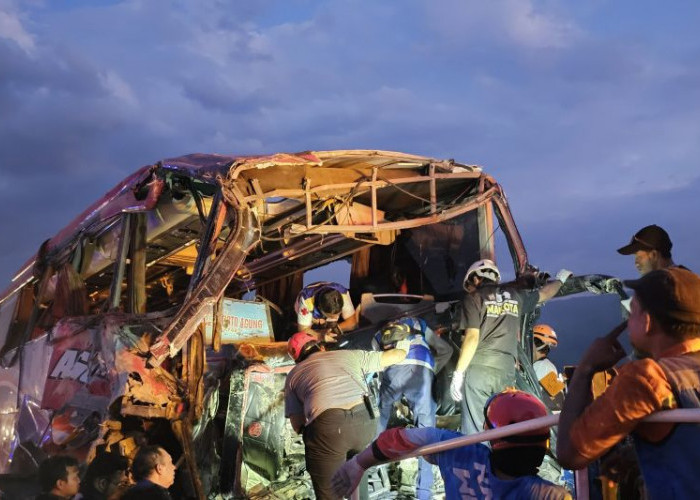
[395,339,412,352]
[450,370,465,401]
[331,455,366,498]
[620,297,632,313]
[555,269,573,284]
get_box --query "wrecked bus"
[0,150,622,497]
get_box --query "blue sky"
[1,0,699,360]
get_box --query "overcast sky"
[1,1,699,359]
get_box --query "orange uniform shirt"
[569,338,700,461]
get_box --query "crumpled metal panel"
[32,312,177,426]
[20,334,53,403]
[0,362,19,473]
[149,208,259,366]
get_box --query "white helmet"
[463,259,501,289]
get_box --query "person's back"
[375,317,435,371]
[285,348,383,423]
[373,318,438,499]
[424,429,567,500]
[332,389,570,500]
[120,481,171,500]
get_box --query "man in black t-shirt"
[450,259,572,434]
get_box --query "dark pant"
[303,404,377,500]
[460,363,515,435]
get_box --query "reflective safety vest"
[374,317,435,371]
[634,350,700,499]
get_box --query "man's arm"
[379,340,410,368]
[450,327,479,401]
[338,306,360,331]
[557,322,627,470]
[284,377,306,435]
[332,427,440,497]
[289,414,305,434]
[556,363,598,469]
[455,328,479,373]
[538,269,572,303]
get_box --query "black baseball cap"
[617,224,672,255]
[624,267,700,325]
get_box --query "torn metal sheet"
[149,208,260,366]
[1,150,584,498]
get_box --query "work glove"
[450,370,465,401]
[555,269,573,284]
[395,339,412,353]
[331,455,365,498]
[620,298,632,313]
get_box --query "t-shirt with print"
[460,284,539,368]
[374,427,570,500]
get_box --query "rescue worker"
[295,281,359,341]
[332,389,571,499]
[557,268,700,499]
[532,324,566,410]
[372,316,453,499]
[450,259,572,434]
[617,224,684,276]
[284,331,410,499]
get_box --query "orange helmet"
[484,389,550,450]
[287,332,319,362]
[533,324,558,349]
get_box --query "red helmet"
[533,324,558,349]
[484,389,549,450]
[287,332,319,361]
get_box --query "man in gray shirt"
[284,331,409,499]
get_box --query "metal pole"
[108,213,132,310]
[393,409,700,462]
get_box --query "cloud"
[98,70,138,107]
[0,0,699,288]
[422,0,580,50]
[0,4,35,54]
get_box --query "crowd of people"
[287,224,700,499]
[31,223,700,500]
[34,445,175,500]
